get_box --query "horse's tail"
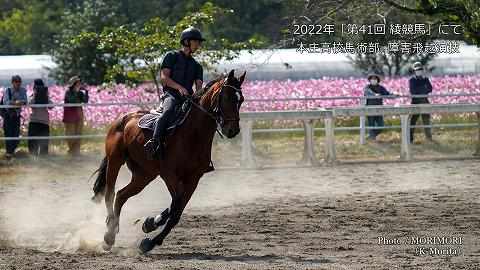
[91,156,108,203]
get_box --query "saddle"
[138,101,192,140]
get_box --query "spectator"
[363,74,396,140]
[62,76,89,156]
[2,75,27,157]
[409,62,433,143]
[28,79,52,155]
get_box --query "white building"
[0,55,55,86]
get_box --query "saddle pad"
[138,102,192,131]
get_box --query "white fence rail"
[239,104,480,167]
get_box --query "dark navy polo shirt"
[161,50,203,95]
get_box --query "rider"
[144,27,206,160]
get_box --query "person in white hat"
[409,62,433,143]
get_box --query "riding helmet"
[180,27,206,45]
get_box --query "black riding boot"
[144,117,169,160]
[144,92,181,160]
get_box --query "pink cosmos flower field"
[1,75,479,131]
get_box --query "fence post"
[301,119,318,164]
[240,120,256,167]
[400,114,411,160]
[475,112,480,157]
[324,117,336,162]
[360,115,366,145]
[358,97,366,145]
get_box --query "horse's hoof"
[104,230,116,247]
[102,241,113,251]
[138,238,154,254]
[142,217,158,233]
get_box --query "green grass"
[209,127,479,166]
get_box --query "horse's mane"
[192,75,226,103]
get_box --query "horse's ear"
[227,70,235,82]
[238,71,246,85]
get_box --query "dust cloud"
[0,159,293,252]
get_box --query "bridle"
[212,84,243,126]
[184,82,243,137]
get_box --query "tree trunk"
[150,68,162,101]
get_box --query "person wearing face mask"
[409,62,433,143]
[363,74,395,140]
[62,76,89,155]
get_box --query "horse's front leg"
[138,196,182,254]
[139,180,199,254]
[142,207,170,233]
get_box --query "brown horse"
[91,70,245,254]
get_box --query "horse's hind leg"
[102,141,126,250]
[102,158,123,249]
[113,160,157,229]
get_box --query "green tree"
[49,0,126,85]
[340,1,438,76]
[99,2,261,97]
[0,0,25,19]
[0,0,284,55]
[205,0,285,46]
[0,8,30,54]
[0,1,65,54]
[384,0,480,46]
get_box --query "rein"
[183,95,225,138]
[183,95,218,123]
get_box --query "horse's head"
[200,70,246,139]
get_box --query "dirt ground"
[0,156,479,269]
